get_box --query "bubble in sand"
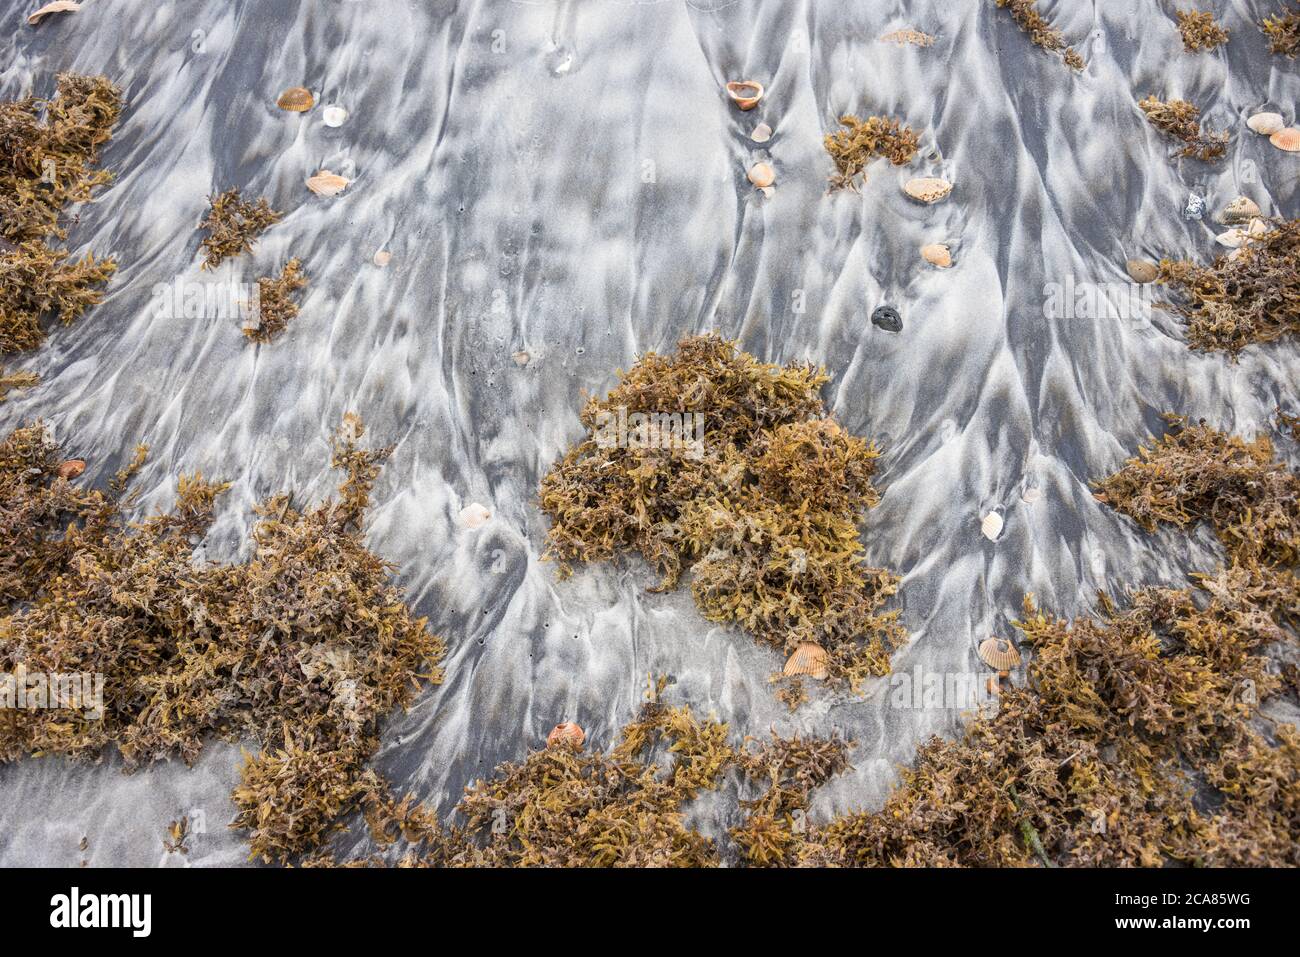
[459,502,491,528]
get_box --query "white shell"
[459,502,491,528]
[759,186,775,199]
[751,123,772,143]
[1216,228,1247,248]
[322,106,348,128]
[1246,112,1284,135]
[981,511,1004,541]
[903,177,953,204]
[1021,487,1042,504]
[373,250,391,267]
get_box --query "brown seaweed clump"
[0,74,121,355]
[0,414,445,863]
[539,334,905,696]
[243,258,307,344]
[1261,3,1300,56]
[1177,10,1230,51]
[1155,217,1300,355]
[198,188,282,269]
[1138,95,1230,161]
[791,418,1299,867]
[0,367,38,402]
[824,115,920,191]
[993,0,1084,69]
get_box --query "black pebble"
[871,305,903,333]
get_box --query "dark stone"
[871,305,902,333]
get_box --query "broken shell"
[1247,112,1284,135]
[1248,217,1270,237]
[27,1,80,26]
[1218,196,1261,224]
[306,170,350,196]
[57,459,85,480]
[759,185,775,199]
[1125,259,1159,284]
[511,350,530,367]
[547,722,585,750]
[276,87,314,112]
[978,637,1022,671]
[980,511,1003,541]
[986,675,1002,696]
[751,122,772,143]
[725,80,764,111]
[1270,128,1300,152]
[1216,228,1248,248]
[921,243,952,268]
[373,250,391,267]
[322,105,348,128]
[783,642,829,680]
[1021,486,1042,504]
[459,502,491,528]
[748,162,775,188]
[903,176,953,204]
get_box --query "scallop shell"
[306,170,350,196]
[1247,112,1284,135]
[725,80,764,111]
[981,511,1003,540]
[1125,259,1159,284]
[546,722,585,750]
[1217,196,1261,224]
[459,502,491,528]
[748,162,775,188]
[27,1,80,26]
[978,637,1022,671]
[322,105,348,128]
[751,122,772,143]
[276,87,314,112]
[57,459,85,480]
[1270,128,1300,152]
[921,243,952,268]
[372,250,391,267]
[783,642,829,680]
[903,177,953,204]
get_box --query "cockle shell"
[57,459,85,480]
[459,502,491,528]
[903,177,953,203]
[1126,259,1159,284]
[547,722,585,749]
[26,1,79,26]
[981,511,1003,540]
[725,80,764,111]
[921,243,952,268]
[978,637,1022,671]
[1218,196,1261,224]
[1246,112,1284,135]
[306,170,350,196]
[1270,128,1300,152]
[783,642,829,680]
[276,87,314,112]
[748,162,775,188]
[751,122,772,143]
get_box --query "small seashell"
[1247,217,1270,237]
[306,170,350,196]
[459,502,491,528]
[986,675,1002,697]
[547,722,585,750]
[1269,128,1300,152]
[1217,196,1261,224]
[276,87,314,112]
[1021,486,1042,504]
[725,80,764,111]
[759,185,775,199]
[903,177,953,204]
[1246,112,1284,136]
[1216,228,1248,248]
[322,105,348,128]
[372,250,391,267]
[978,637,1022,671]
[57,459,85,480]
[783,642,829,680]
[27,1,79,26]
[921,243,952,268]
[1126,259,1159,284]
[512,350,530,367]
[751,122,772,143]
[981,511,1003,540]
[748,162,775,188]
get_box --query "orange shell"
[57,459,86,480]
[547,722,585,750]
[783,642,829,680]
[1269,128,1300,152]
[978,637,1021,671]
[725,80,764,111]
[276,87,314,112]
